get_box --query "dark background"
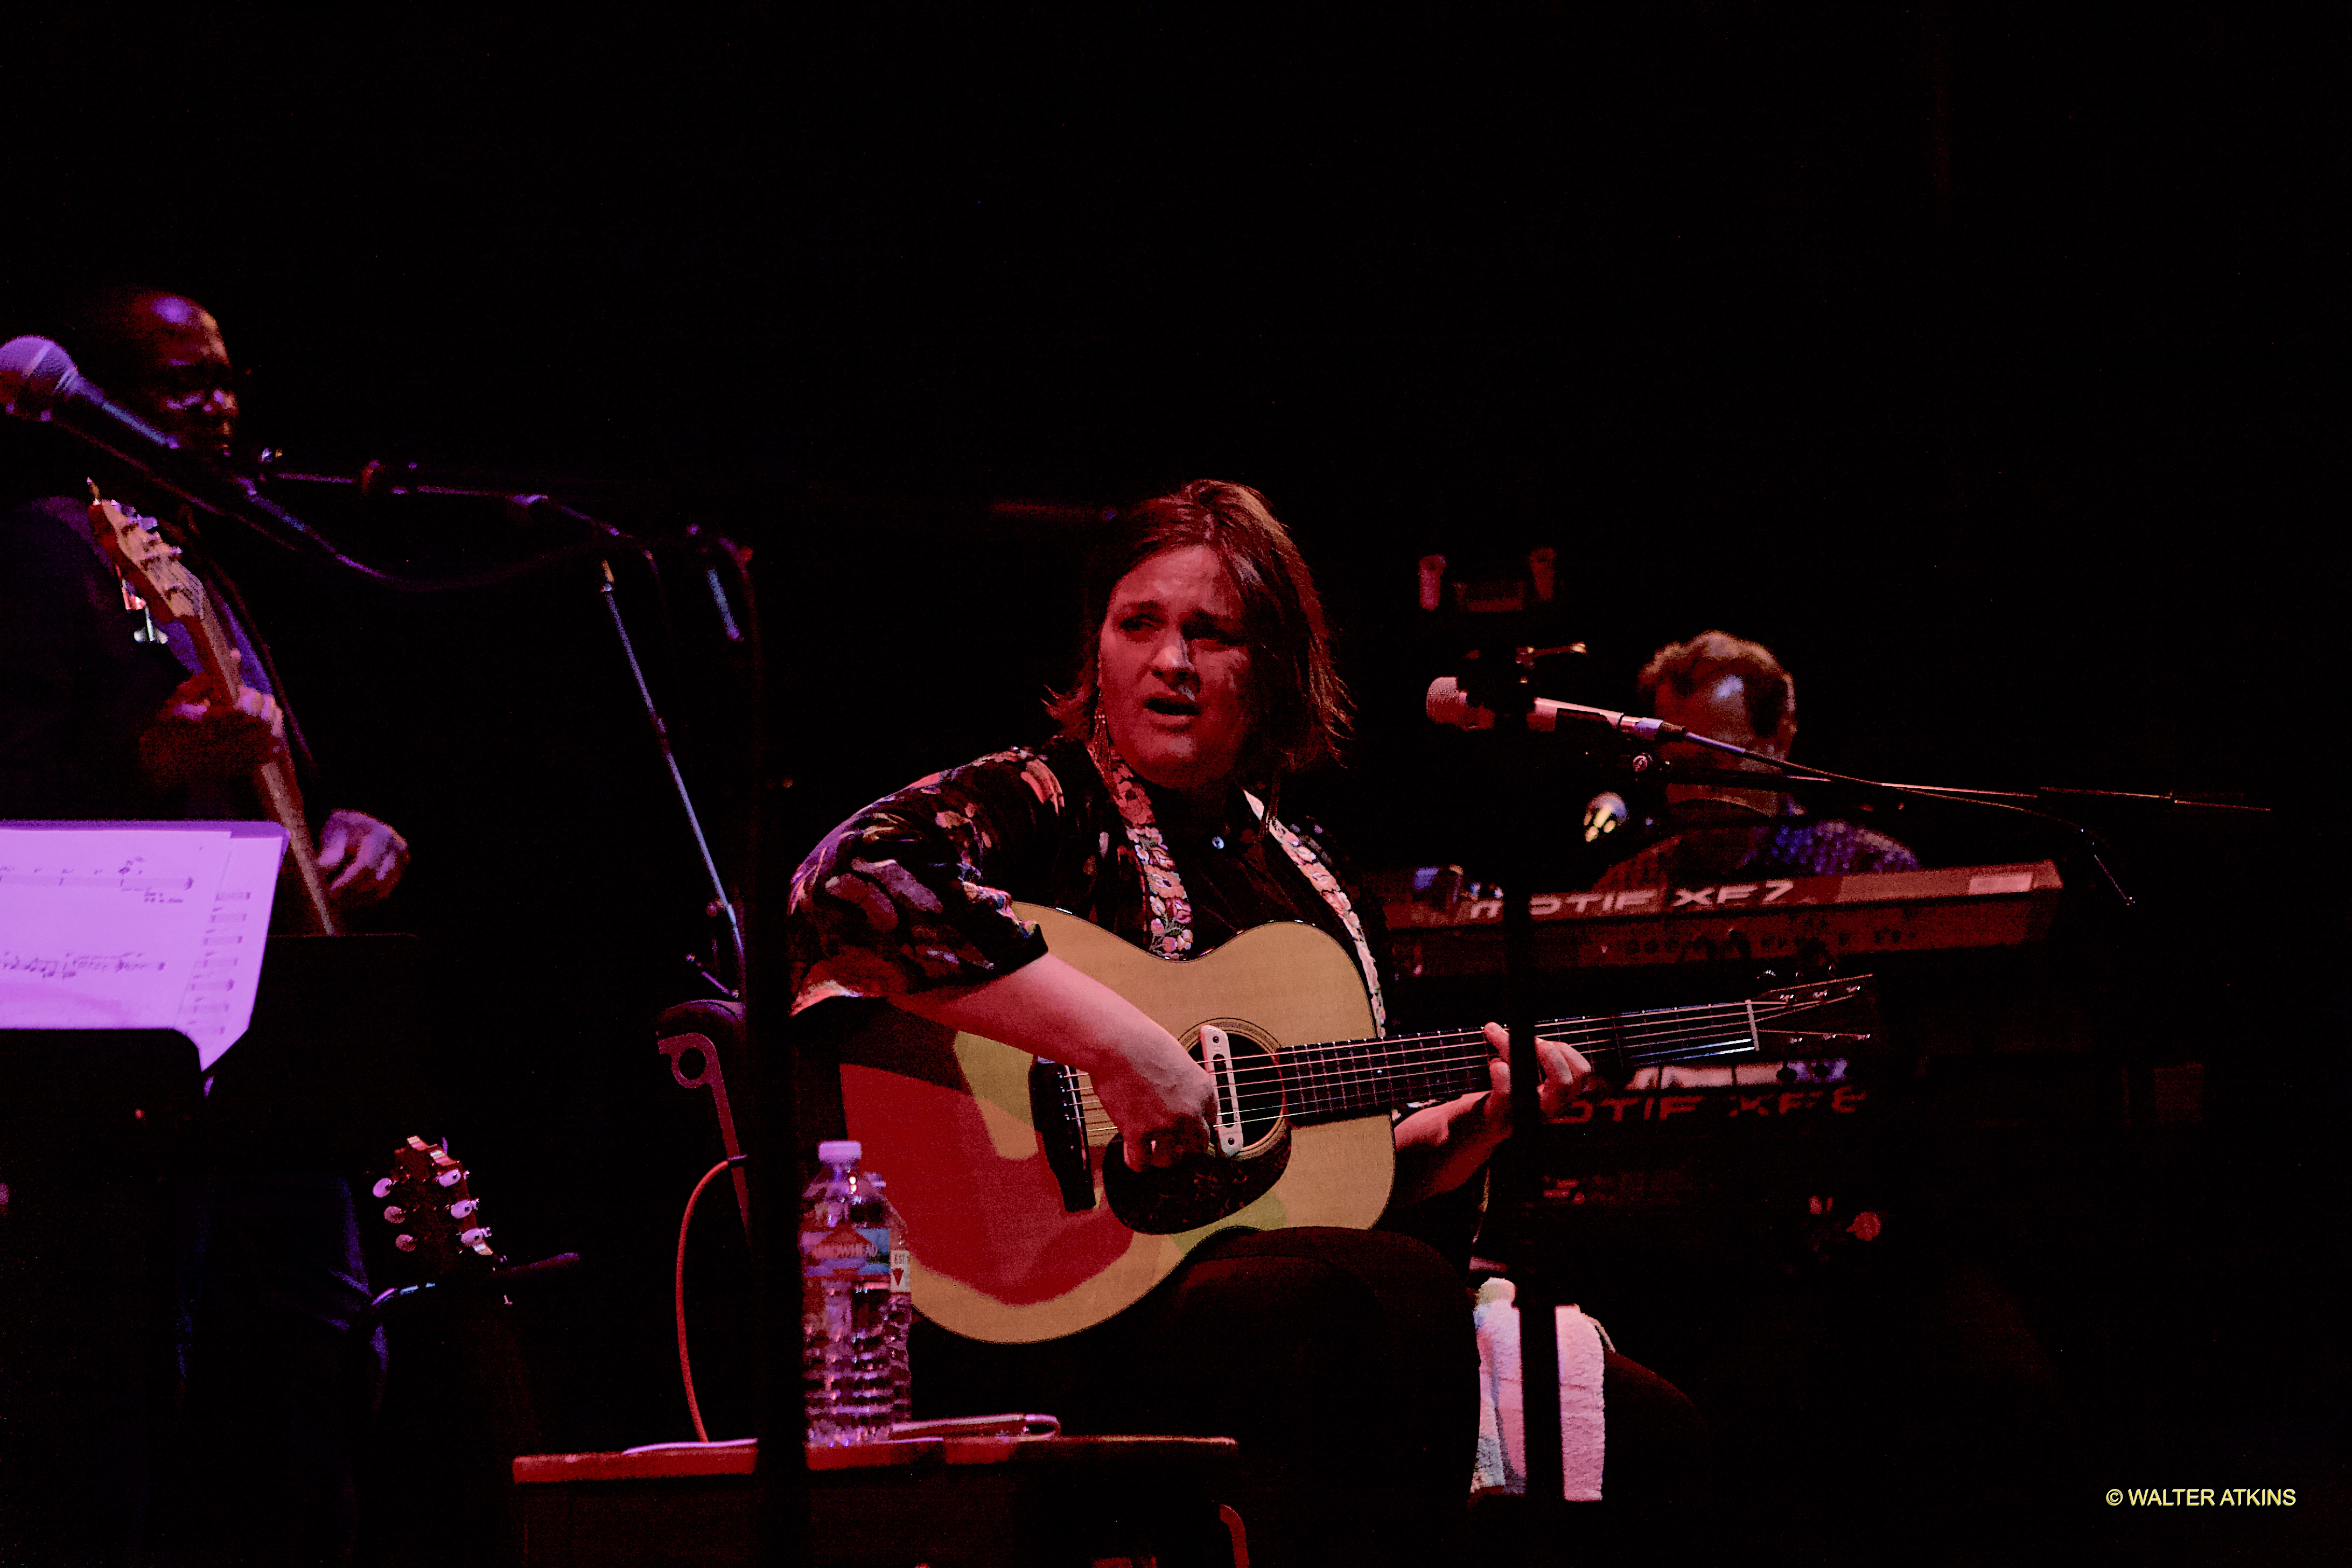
[3,7,2343,1562]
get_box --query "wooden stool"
[513,1442,758,1567]
[513,1434,1244,1567]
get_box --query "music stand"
[0,1027,203,1557]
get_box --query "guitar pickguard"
[1101,1124,1293,1234]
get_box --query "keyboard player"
[1591,631,1918,892]
[1573,639,2060,1554]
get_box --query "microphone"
[1,335,182,452]
[2,335,340,557]
[1424,676,1685,743]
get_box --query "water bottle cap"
[816,1139,862,1163]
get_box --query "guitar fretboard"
[1276,1000,1768,1126]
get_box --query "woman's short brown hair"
[1048,479,1350,784]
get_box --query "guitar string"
[1068,1034,1749,1123]
[1068,1036,1801,1139]
[1058,995,1859,1129]
[1071,1046,1754,1123]
[1201,998,1787,1069]
[1068,1036,1769,1108]
[1065,1031,1828,1133]
[1065,1032,1778,1107]
[1065,1009,1835,1107]
[1135,1001,1813,1092]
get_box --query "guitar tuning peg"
[436,1169,465,1188]
[394,1234,418,1252]
[458,1227,492,1250]
[447,1199,477,1220]
[382,1205,407,1223]
[371,1178,395,1199]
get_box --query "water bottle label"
[802,1223,892,1279]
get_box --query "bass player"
[0,286,408,1564]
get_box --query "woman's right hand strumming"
[1087,1027,1220,1171]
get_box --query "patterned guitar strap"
[1087,716,1388,1032]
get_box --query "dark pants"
[912,1227,1478,1568]
[0,1167,380,1567]
[172,1173,385,1567]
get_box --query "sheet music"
[0,822,285,1068]
[173,829,289,1067]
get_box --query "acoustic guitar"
[363,1135,563,1550]
[370,1135,498,1283]
[86,489,340,934]
[836,904,1874,1343]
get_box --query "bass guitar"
[87,489,339,934]
[836,904,1873,1343]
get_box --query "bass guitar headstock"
[372,1135,498,1280]
[87,487,209,629]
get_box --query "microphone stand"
[1637,750,2265,913]
[268,473,786,1520]
[267,470,753,992]
[594,551,750,993]
[1452,645,1570,1513]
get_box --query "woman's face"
[1097,544,1254,808]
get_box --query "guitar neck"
[183,598,340,937]
[87,494,339,935]
[1278,997,1774,1125]
[253,753,339,936]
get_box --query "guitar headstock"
[87,489,206,628]
[1749,974,1879,1052]
[371,1135,498,1280]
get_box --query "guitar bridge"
[1028,1056,1097,1214]
[1197,1025,1246,1156]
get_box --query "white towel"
[1471,1277,1607,1501]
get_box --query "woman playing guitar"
[787,480,1699,1565]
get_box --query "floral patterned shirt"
[786,738,1386,1017]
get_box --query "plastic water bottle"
[801,1139,912,1445]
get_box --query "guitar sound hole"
[1097,1023,1294,1235]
